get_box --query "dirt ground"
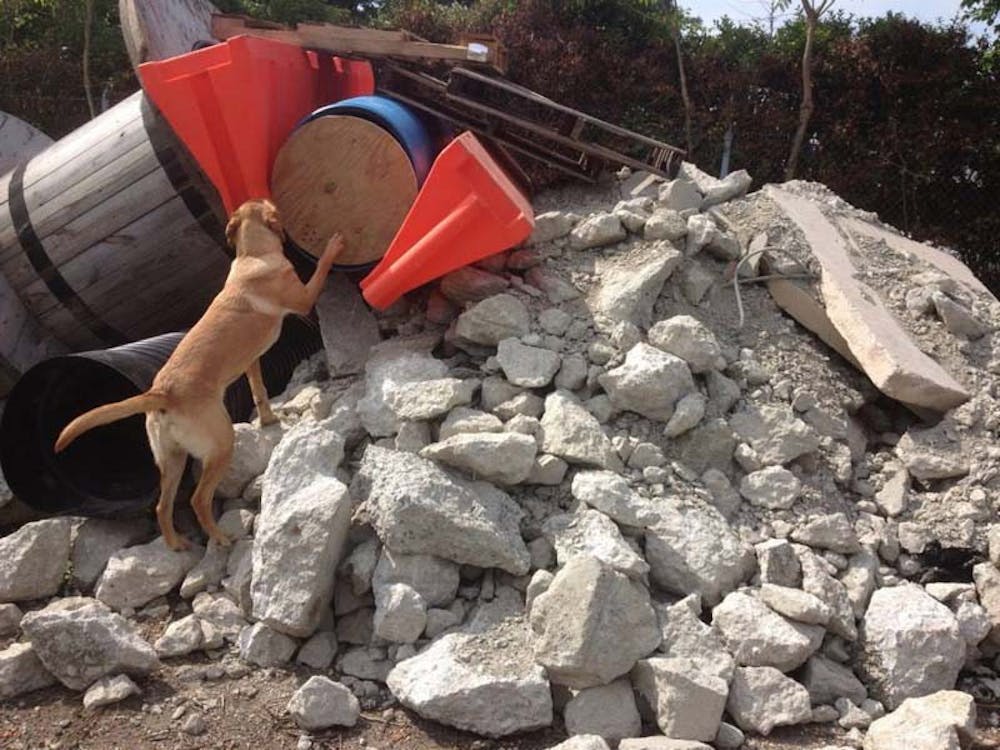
[4,662,1000,750]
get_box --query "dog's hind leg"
[148,416,190,551]
[188,405,235,547]
[246,358,277,426]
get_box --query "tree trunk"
[672,23,694,157]
[785,7,818,180]
[83,0,96,119]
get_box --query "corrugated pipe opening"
[0,316,321,518]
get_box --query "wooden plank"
[271,115,417,266]
[211,14,506,71]
[120,0,218,72]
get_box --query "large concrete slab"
[842,216,995,301]
[765,186,969,412]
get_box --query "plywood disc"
[271,115,418,266]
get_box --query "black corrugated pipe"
[0,316,321,518]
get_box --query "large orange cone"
[360,131,534,309]
[139,36,374,212]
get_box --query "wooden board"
[0,112,52,177]
[212,14,506,72]
[119,0,218,72]
[271,115,417,266]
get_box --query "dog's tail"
[54,392,168,453]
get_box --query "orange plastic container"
[139,36,374,212]
[360,131,534,309]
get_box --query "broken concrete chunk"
[387,617,552,737]
[712,591,824,672]
[756,539,802,588]
[82,674,140,709]
[864,690,976,750]
[764,186,970,412]
[316,273,381,376]
[726,666,812,736]
[20,597,158,690]
[529,211,578,244]
[895,427,970,481]
[455,294,531,346]
[96,537,203,612]
[540,391,621,470]
[354,446,530,575]
[420,432,537,485]
[543,509,650,579]
[387,378,479,421]
[664,392,707,438]
[659,177,702,213]
[439,407,503,440]
[648,315,722,374]
[631,656,728,742]
[238,622,297,667]
[591,247,683,327]
[654,598,735,682]
[372,549,459,608]
[759,584,831,626]
[800,654,867,707]
[859,584,965,709]
[932,291,989,340]
[701,169,752,209]
[571,470,660,528]
[644,209,687,241]
[252,475,351,637]
[739,466,802,510]
[440,266,510,305]
[0,642,57,700]
[287,676,360,730]
[373,583,427,644]
[730,403,820,465]
[598,343,695,422]
[645,501,756,607]
[496,338,561,388]
[571,213,627,249]
[0,518,73,603]
[791,513,860,554]
[563,678,642,744]
[530,556,660,689]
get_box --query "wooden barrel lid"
[271,115,418,266]
[0,112,52,175]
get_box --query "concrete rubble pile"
[2,161,1000,749]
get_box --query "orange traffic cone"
[139,36,374,212]
[360,132,534,310]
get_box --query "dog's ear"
[225,212,242,249]
[263,202,286,242]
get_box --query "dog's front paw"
[323,233,345,263]
[164,534,193,552]
[258,409,279,427]
[209,531,232,549]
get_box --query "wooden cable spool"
[0,92,231,382]
[271,114,419,268]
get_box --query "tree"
[783,0,834,180]
[961,0,1000,26]
[660,0,694,155]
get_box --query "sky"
[688,0,982,30]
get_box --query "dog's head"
[225,199,286,252]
